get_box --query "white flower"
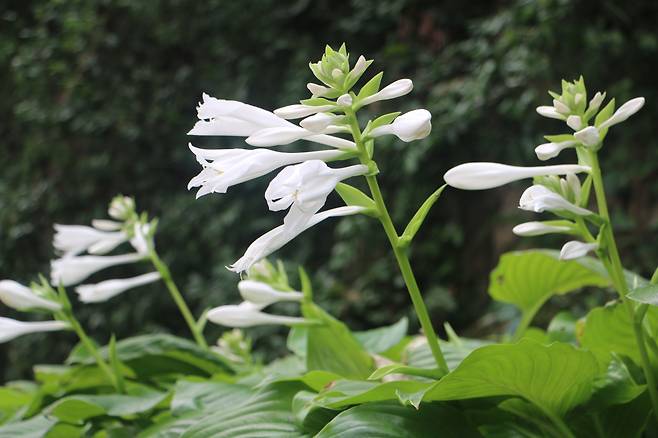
[187,145,344,198]
[598,97,645,130]
[130,223,151,255]
[91,219,123,231]
[370,109,432,142]
[443,162,591,190]
[512,222,572,237]
[574,126,600,147]
[588,92,606,112]
[273,104,335,120]
[53,224,127,257]
[307,83,331,97]
[359,79,413,107]
[337,94,353,107]
[299,113,339,133]
[536,106,566,120]
[0,280,61,312]
[534,140,577,161]
[229,206,365,273]
[350,55,369,78]
[559,241,599,260]
[519,185,592,216]
[265,160,368,231]
[0,318,69,344]
[566,115,582,130]
[238,280,303,306]
[245,126,354,149]
[553,99,570,114]
[207,302,306,328]
[75,272,161,303]
[51,253,144,287]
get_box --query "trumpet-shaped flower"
[207,302,306,328]
[519,185,592,216]
[0,280,61,312]
[534,140,577,161]
[53,224,127,257]
[536,106,566,120]
[265,160,368,231]
[598,97,645,130]
[273,104,335,120]
[512,222,572,237]
[0,318,69,344]
[229,206,365,273]
[359,79,413,107]
[559,241,599,260]
[51,253,145,287]
[443,162,590,190]
[75,272,161,303]
[238,280,303,307]
[370,109,432,142]
[187,145,344,198]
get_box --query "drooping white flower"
[443,162,590,190]
[229,206,365,273]
[51,253,145,287]
[574,126,600,147]
[559,241,599,260]
[207,302,306,328]
[53,225,127,257]
[359,79,413,107]
[370,109,432,142]
[536,106,566,120]
[188,145,344,198]
[519,185,592,216]
[0,318,69,344]
[534,140,577,161]
[273,104,335,120]
[238,280,303,307]
[0,280,61,312]
[512,222,572,237]
[598,97,645,130]
[566,115,582,131]
[75,272,161,303]
[265,160,368,231]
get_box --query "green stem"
[538,406,575,438]
[345,111,449,374]
[513,299,546,341]
[149,249,208,349]
[589,151,658,425]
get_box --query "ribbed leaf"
[0,415,56,438]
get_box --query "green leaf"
[0,384,35,424]
[353,317,408,354]
[406,337,491,371]
[368,364,444,381]
[108,334,126,393]
[400,185,447,245]
[0,415,57,438]
[314,379,433,409]
[170,380,252,416]
[356,72,383,100]
[302,302,374,379]
[489,250,609,313]
[316,402,482,438]
[627,284,658,305]
[335,183,376,212]
[546,311,577,343]
[422,341,604,417]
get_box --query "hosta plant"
[0,45,656,437]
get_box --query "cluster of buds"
[50,196,160,302]
[445,77,645,261]
[186,44,432,273]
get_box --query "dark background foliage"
[1,0,657,380]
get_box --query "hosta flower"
[187,145,344,198]
[75,272,161,303]
[238,280,303,306]
[307,83,331,97]
[53,224,127,257]
[598,97,645,130]
[91,219,123,231]
[299,113,340,133]
[129,223,151,255]
[588,92,606,113]
[370,109,432,142]
[0,280,61,312]
[566,115,582,131]
[359,79,413,107]
[0,318,69,343]
[534,140,577,161]
[265,160,368,231]
[443,162,590,190]
[536,105,566,121]
[207,302,306,328]
[519,185,592,216]
[559,241,599,260]
[273,103,335,120]
[574,126,600,147]
[512,222,572,237]
[229,206,365,273]
[51,253,145,287]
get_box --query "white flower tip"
[566,115,582,131]
[337,94,353,106]
[574,126,600,147]
[559,241,598,260]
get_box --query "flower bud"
[359,79,413,106]
[75,272,161,303]
[512,221,572,237]
[588,92,605,112]
[307,83,331,97]
[536,106,566,120]
[351,55,368,78]
[566,115,582,131]
[444,163,590,190]
[553,99,570,114]
[207,302,307,328]
[337,94,353,107]
[274,104,335,120]
[108,196,135,220]
[559,241,598,260]
[0,280,61,312]
[299,112,336,133]
[598,97,645,130]
[574,126,600,147]
[370,109,432,142]
[0,318,69,344]
[238,280,303,306]
[534,140,576,161]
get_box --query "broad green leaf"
[181,383,306,438]
[422,341,604,417]
[353,317,408,354]
[406,337,491,371]
[170,380,252,415]
[368,364,444,381]
[316,402,482,438]
[356,72,383,100]
[627,284,658,306]
[286,326,307,356]
[0,383,35,424]
[489,250,609,313]
[570,393,651,438]
[335,183,376,212]
[314,379,432,409]
[303,302,374,379]
[291,390,338,435]
[399,185,447,245]
[588,356,645,408]
[546,311,577,343]
[0,415,56,438]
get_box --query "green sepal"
[363,112,401,137]
[594,97,616,141]
[300,97,336,107]
[356,72,383,101]
[544,133,575,143]
[399,185,447,247]
[368,364,445,381]
[335,183,377,215]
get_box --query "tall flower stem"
[148,249,208,349]
[588,151,658,424]
[345,110,449,374]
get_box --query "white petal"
[0,318,69,343]
[512,222,571,237]
[566,115,582,131]
[206,304,306,328]
[559,241,598,260]
[0,280,61,312]
[360,79,413,106]
[75,272,161,303]
[273,104,335,120]
[598,97,645,130]
[50,253,144,287]
[536,106,566,120]
[238,280,303,306]
[534,140,577,161]
[573,126,600,146]
[444,163,590,190]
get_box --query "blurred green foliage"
[1,0,657,380]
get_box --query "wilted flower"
[0,317,69,344]
[207,302,306,328]
[75,272,161,303]
[370,109,432,142]
[519,185,592,216]
[443,162,590,190]
[512,221,572,237]
[51,253,145,287]
[559,241,599,260]
[53,224,127,257]
[359,79,413,107]
[238,280,303,306]
[0,280,61,312]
